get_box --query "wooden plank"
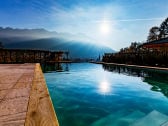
[0,97,29,117]
[0,83,14,90]
[0,64,35,126]
[25,63,59,126]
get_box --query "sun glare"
[99,81,111,94]
[100,20,110,35]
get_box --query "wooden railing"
[0,48,69,63]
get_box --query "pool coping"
[25,63,59,126]
[92,62,168,71]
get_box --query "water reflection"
[99,81,111,95]
[41,63,69,73]
[45,63,168,126]
[103,64,168,98]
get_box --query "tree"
[159,17,168,39]
[147,26,160,42]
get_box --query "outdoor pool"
[44,63,168,126]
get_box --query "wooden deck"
[0,63,59,126]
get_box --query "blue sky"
[0,0,168,50]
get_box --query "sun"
[100,20,110,35]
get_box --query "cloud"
[47,1,167,50]
[49,3,125,47]
[95,17,165,23]
[5,0,164,51]
[43,0,168,51]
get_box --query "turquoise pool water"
[44,63,168,126]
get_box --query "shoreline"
[91,61,168,71]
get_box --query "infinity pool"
[44,63,168,126]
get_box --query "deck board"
[0,64,35,126]
[0,64,59,126]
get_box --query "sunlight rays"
[99,20,111,35]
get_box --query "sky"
[0,0,168,50]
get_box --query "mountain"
[0,27,115,59]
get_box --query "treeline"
[102,50,168,67]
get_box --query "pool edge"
[92,62,168,71]
[25,63,59,126]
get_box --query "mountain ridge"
[0,27,115,58]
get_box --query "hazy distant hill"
[0,27,114,58]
